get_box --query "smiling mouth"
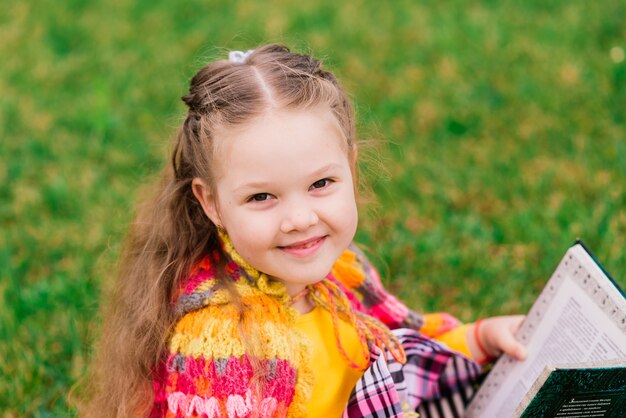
[279,236,327,256]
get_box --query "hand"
[467,315,527,362]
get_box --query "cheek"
[345,201,359,237]
[223,209,277,253]
[329,188,359,236]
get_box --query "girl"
[83,44,526,417]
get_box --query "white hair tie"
[228,49,254,64]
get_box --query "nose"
[280,199,319,233]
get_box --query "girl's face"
[194,106,358,296]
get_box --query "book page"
[464,244,626,418]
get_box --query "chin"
[276,266,333,286]
[294,272,330,285]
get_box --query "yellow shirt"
[435,323,473,358]
[295,307,368,418]
[295,307,473,417]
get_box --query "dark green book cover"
[518,365,626,417]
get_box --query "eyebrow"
[232,163,343,194]
[310,162,343,178]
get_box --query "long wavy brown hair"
[79,44,358,417]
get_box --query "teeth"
[290,238,318,249]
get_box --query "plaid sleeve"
[343,329,481,418]
[389,329,481,418]
[342,345,404,417]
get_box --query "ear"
[191,178,222,228]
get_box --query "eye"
[310,178,333,190]
[247,193,272,202]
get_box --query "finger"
[497,330,527,361]
[509,315,526,332]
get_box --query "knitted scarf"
[153,234,405,417]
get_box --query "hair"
[79,44,360,417]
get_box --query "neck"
[290,287,315,314]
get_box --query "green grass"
[1,0,625,415]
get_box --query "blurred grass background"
[1,0,625,415]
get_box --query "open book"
[464,242,626,418]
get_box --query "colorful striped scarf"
[151,238,462,417]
